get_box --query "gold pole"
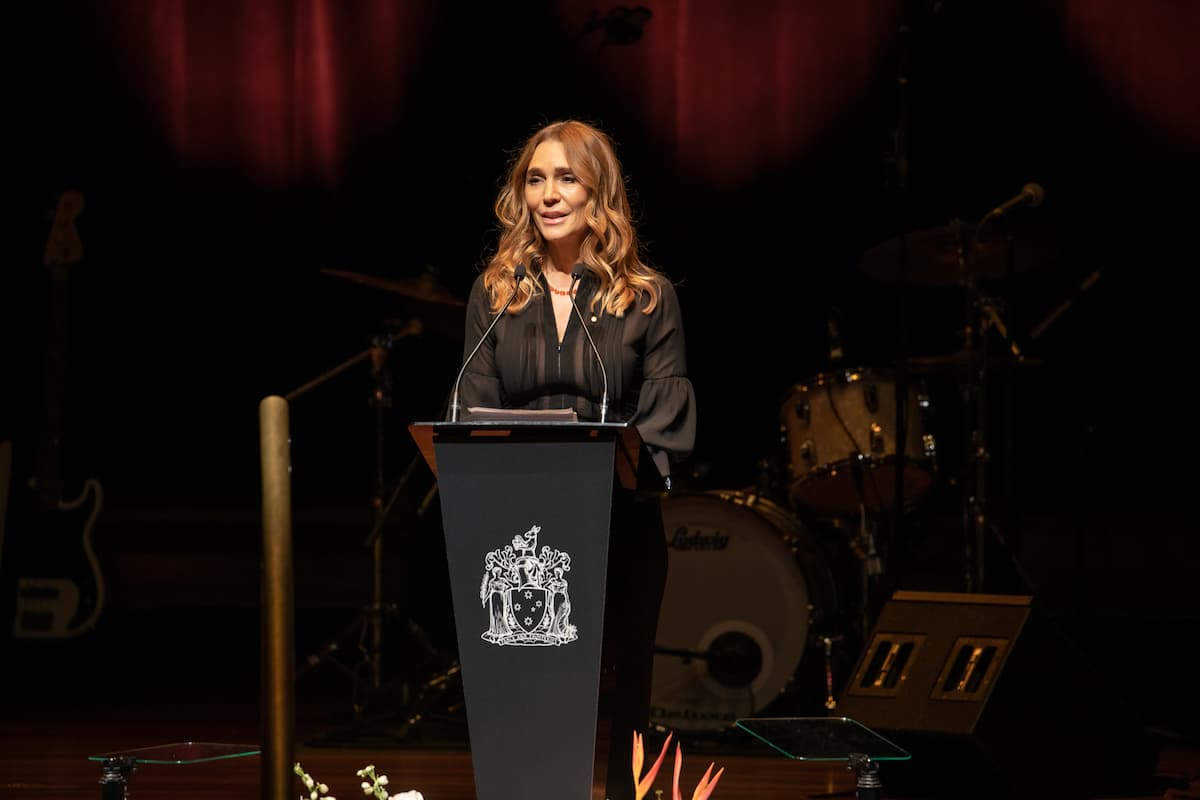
[259,395,294,800]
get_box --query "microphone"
[569,263,609,423]
[447,264,527,422]
[986,183,1045,219]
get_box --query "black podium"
[410,420,659,800]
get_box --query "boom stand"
[286,325,432,742]
[959,217,1037,595]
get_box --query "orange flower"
[690,762,725,800]
[632,730,673,800]
[670,740,724,800]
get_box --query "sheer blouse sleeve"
[631,279,697,479]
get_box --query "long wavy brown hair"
[480,120,664,317]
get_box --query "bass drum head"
[650,490,837,732]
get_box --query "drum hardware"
[823,507,887,645]
[819,633,846,711]
[959,286,1044,596]
[1029,265,1107,343]
[954,198,1047,594]
[285,317,452,746]
[654,636,765,692]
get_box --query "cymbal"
[861,221,1062,286]
[321,268,465,306]
[906,349,1045,374]
[383,309,465,342]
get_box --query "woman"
[457,119,696,800]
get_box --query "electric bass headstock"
[43,189,85,277]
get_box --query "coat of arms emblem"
[479,524,577,646]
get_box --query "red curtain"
[1058,0,1200,149]
[102,0,437,184]
[96,1,1197,188]
[552,0,902,186]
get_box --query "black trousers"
[601,489,669,800]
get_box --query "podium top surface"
[735,717,911,762]
[408,420,659,491]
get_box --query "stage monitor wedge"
[836,591,1157,800]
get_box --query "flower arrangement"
[632,731,724,800]
[293,728,722,800]
[293,762,423,800]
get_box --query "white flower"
[295,759,419,800]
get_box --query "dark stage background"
[3,0,1198,743]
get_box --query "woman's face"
[525,140,590,251]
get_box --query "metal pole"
[259,395,295,800]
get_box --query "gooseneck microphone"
[447,264,527,422]
[569,263,609,423]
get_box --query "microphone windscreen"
[1024,183,1045,207]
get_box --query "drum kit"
[648,214,1066,735]
[311,218,1069,739]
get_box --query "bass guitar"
[5,189,106,639]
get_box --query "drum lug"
[922,432,937,461]
[917,389,932,413]
[800,439,816,466]
[796,396,811,426]
[869,423,885,454]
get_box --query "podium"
[410,420,661,800]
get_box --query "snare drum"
[651,490,839,732]
[781,367,936,516]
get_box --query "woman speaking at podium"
[456,118,696,800]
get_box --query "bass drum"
[650,490,840,732]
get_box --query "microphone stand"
[955,219,982,593]
[999,217,1018,591]
[887,9,912,611]
[984,217,1039,594]
[958,215,1038,595]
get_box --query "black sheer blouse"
[458,270,696,479]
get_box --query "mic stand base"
[848,752,884,800]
